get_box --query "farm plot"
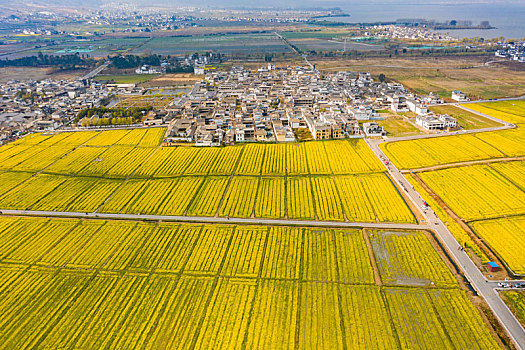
[115,177,203,216]
[1,219,77,265]
[77,146,133,176]
[56,131,101,146]
[286,177,315,220]
[39,274,178,349]
[235,143,265,175]
[183,147,223,175]
[491,160,525,190]
[183,225,234,275]
[303,228,374,284]
[384,288,458,349]
[31,177,103,211]
[104,147,155,178]
[299,281,344,349]
[186,176,230,216]
[381,134,504,169]
[10,145,75,172]
[218,176,259,218]
[246,280,298,349]
[261,143,286,175]
[207,146,242,175]
[254,177,286,219]
[64,220,138,269]
[335,173,415,223]
[134,146,196,178]
[324,139,384,174]
[0,145,63,171]
[428,289,501,349]
[83,129,132,147]
[304,141,332,174]
[44,146,108,175]
[0,217,502,349]
[137,127,166,147]
[0,171,34,197]
[464,101,525,124]
[501,291,525,328]
[369,230,458,287]
[153,224,202,273]
[221,226,267,278]
[96,177,200,215]
[128,223,182,272]
[113,128,149,146]
[11,132,53,145]
[310,176,344,221]
[142,276,214,349]
[471,217,525,275]
[286,142,308,175]
[0,217,51,261]
[0,144,35,167]
[339,285,398,349]
[0,174,67,210]
[194,278,256,349]
[133,33,290,55]
[36,220,106,267]
[0,269,94,349]
[65,179,122,213]
[261,226,302,280]
[116,96,172,108]
[419,165,525,221]
[475,128,525,157]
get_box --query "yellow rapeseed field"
[381,134,504,169]
[462,101,525,124]
[0,217,502,348]
[419,165,525,221]
[471,216,525,275]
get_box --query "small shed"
[487,262,499,272]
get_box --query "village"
[159,64,459,145]
[0,63,462,145]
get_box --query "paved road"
[78,60,110,80]
[382,104,515,144]
[431,95,525,107]
[0,209,427,230]
[366,138,525,349]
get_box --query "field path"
[0,209,426,231]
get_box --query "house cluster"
[372,25,455,41]
[164,65,399,145]
[495,42,525,63]
[162,65,461,145]
[0,79,110,143]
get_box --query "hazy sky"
[6,0,523,9]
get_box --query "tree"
[378,74,386,82]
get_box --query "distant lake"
[321,2,525,39]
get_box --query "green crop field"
[131,33,291,55]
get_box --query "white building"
[362,122,386,136]
[451,90,469,102]
[416,114,457,130]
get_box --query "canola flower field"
[0,216,501,349]
[415,161,525,275]
[501,291,525,329]
[382,101,525,278]
[0,130,416,223]
[470,216,525,275]
[381,100,525,170]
